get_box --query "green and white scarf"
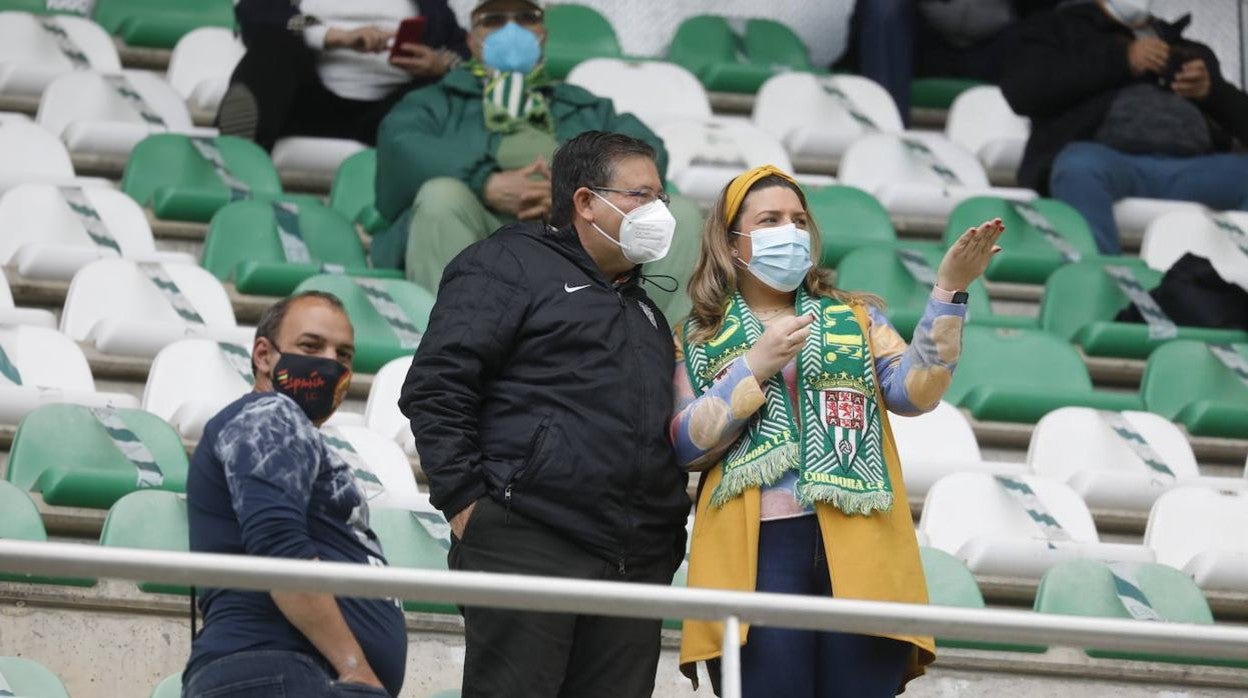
[682,289,893,514]
[468,60,555,134]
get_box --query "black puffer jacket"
[1000,3,1248,192]
[398,222,691,569]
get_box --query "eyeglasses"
[592,187,671,206]
[474,10,544,29]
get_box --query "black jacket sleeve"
[1000,10,1134,119]
[1182,42,1248,147]
[397,241,530,519]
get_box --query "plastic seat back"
[753,73,901,159]
[945,326,1093,405]
[805,185,896,267]
[0,119,75,189]
[7,403,189,508]
[92,0,234,48]
[1140,209,1248,291]
[944,196,1098,284]
[667,15,737,80]
[1146,486,1248,571]
[743,19,811,71]
[656,118,792,181]
[167,27,243,107]
[543,4,621,79]
[1141,340,1248,420]
[364,355,416,447]
[838,132,990,194]
[945,87,1029,161]
[369,503,458,613]
[1028,407,1199,485]
[0,12,121,91]
[0,183,156,267]
[329,148,381,228]
[61,258,239,341]
[889,401,982,465]
[921,472,1101,555]
[321,424,422,511]
[99,489,190,593]
[565,58,711,128]
[1039,261,1162,342]
[142,338,254,440]
[150,673,182,698]
[0,656,71,698]
[0,479,94,586]
[37,69,194,139]
[122,134,282,221]
[293,275,435,373]
[0,324,95,392]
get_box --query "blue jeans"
[710,516,913,698]
[182,650,392,698]
[1048,141,1248,255]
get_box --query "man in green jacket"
[372,0,668,291]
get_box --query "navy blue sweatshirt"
[184,392,407,696]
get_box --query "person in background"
[182,291,406,698]
[672,165,1004,697]
[1001,0,1248,254]
[221,0,469,150]
[399,131,689,697]
[371,0,667,290]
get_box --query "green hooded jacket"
[371,66,669,269]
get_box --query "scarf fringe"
[709,443,800,509]
[796,482,894,516]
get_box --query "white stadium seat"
[364,355,416,457]
[889,400,1023,500]
[167,27,244,117]
[36,69,216,160]
[0,11,121,101]
[919,472,1154,579]
[1027,407,1239,513]
[566,58,711,131]
[1140,209,1248,290]
[0,324,138,425]
[271,137,369,181]
[61,258,253,358]
[1146,486,1248,592]
[653,118,805,204]
[0,274,56,329]
[1113,197,1207,242]
[753,73,902,166]
[0,119,110,192]
[0,183,192,281]
[142,337,256,439]
[837,132,1036,226]
[0,111,30,124]
[945,86,1029,184]
[321,424,423,510]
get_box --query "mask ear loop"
[639,273,678,293]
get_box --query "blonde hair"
[685,175,882,344]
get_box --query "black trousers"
[223,28,419,151]
[448,497,681,698]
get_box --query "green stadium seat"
[6,404,189,510]
[369,507,457,614]
[150,673,181,698]
[1039,261,1248,359]
[1142,340,1248,439]
[947,326,1143,423]
[743,19,812,72]
[641,193,702,323]
[667,15,775,94]
[543,4,622,80]
[6,0,84,14]
[123,134,315,223]
[93,0,234,49]
[911,77,985,110]
[806,185,898,268]
[329,149,387,235]
[920,547,1042,652]
[99,490,190,595]
[1034,559,1245,667]
[944,197,1101,284]
[429,691,461,698]
[292,275,435,374]
[202,199,402,297]
[0,657,70,698]
[835,245,1033,341]
[0,480,94,587]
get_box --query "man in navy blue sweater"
[182,291,407,698]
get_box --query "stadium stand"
[0,11,121,106]
[1145,487,1248,593]
[0,323,138,425]
[1140,209,1248,291]
[91,0,234,50]
[1141,341,1248,439]
[805,184,898,267]
[0,118,109,192]
[165,27,243,122]
[944,86,1029,186]
[543,4,622,80]
[329,148,386,235]
[291,274,433,374]
[0,273,56,328]
[666,15,814,94]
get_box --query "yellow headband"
[722,164,800,225]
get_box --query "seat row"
[2,0,232,50]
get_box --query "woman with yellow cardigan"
[669,165,1003,696]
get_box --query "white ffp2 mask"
[590,192,677,264]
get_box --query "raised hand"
[745,313,815,383]
[936,218,1004,291]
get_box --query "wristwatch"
[932,286,969,304]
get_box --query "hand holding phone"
[389,17,427,60]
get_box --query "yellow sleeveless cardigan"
[678,305,936,693]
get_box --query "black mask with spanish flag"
[271,351,352,423]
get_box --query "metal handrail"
[2,540,1247,697]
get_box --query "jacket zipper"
[617,288,645,577]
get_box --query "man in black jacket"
[1000,0,1248,254]
[398,131,690,697]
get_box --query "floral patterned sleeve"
[868,296,968,416]
[669,329,767,471]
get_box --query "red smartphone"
[390,17,427,59]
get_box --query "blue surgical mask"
[733,224,813,292]
[482,21,542,74]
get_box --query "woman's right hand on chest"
[745,313,814,383]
